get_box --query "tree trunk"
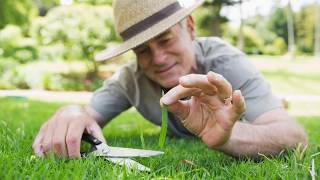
[237,0,244,50]
[315,2,320,57]
[210,3,223,37]
[286,0,295,60]
[211,19,222,37]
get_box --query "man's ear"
[186,15,196,40]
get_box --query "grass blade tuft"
[159,104,168,148]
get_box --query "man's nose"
[151,47,166,65]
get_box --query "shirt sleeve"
[211,55,283,122]
[90,70,132,126]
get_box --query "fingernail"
[208,71,221,80]
[35,148,44,157]
[159,100,164,107]
[215,73,223,80]
[207,71,214,77]
[161,98,169,106]
[86,126,93,134]
[179,76,188,85]
[160,96,173,106]
[235,90,242,96]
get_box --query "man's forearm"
[214,117,308,158]
[84,106,106,127]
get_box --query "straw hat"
[94,0,205,61]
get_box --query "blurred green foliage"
[0,0,38,30]
[295,5,317,54]
[0,59,104,91]
[267,8,289,45]
[267,5,317,55]
[74,0,112,5]
[29,4,119,61]
[195,0,241,37]
[0,25,38,63]
[230,14,288,55]
[0,1,318,91]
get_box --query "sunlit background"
[0,0,319,118]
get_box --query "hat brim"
[94,0,205,62]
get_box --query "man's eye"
[138,48,148,54]
[161,39,170,44]
[135,47,148,54]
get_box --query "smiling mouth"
[156,63,177,74]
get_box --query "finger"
[86,122,106,143]
[65,119,86,158]
[160,85,201,105]
[32,122,48,157]
[179,74,218,95]
[230,90,246,120]
[51,115,68,157]
[207,71,232,101]
[41,116,58,156]
[166,100,190,120]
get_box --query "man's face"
[133,18,196,88]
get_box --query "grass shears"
[81,133,164,172]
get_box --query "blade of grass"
[140,131,145,149]
[158,104,168,148]
[311,159,316,180]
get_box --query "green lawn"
[0,97,319,179]
[250,56,320,96]
[0,56,319,179]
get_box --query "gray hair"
[178,18,188,29]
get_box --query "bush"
[30,4,119,61]
[0,25,38,63]
[0,58,21,89]
[0,60,104,91]
[37,44,65,61]
[223,26,264,54]
[223,24,289,55]
[261,37,287,55]
[0,0,38,30]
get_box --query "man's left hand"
[160,71,246,148]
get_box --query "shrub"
[30,4,119,61]
[0,60,104,91]
[262,37,287,55]
[223,26,264,55]
[0,25,38,63]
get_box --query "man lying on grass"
[33,0,308,158]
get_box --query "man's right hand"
[32,105,106,158]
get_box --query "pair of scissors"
[81,133,164,172]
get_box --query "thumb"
[86,122,106,143]
[230,90,246,121]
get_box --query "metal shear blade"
[82,133,164,158]
[93,143,164,158]
[81,133,163,172]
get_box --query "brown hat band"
[120,2,182,41]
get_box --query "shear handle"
[81,133,103,146]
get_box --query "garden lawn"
[250,56,320,96]
[0,97,319,179]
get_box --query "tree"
[73,0,112,5]
[286,0,295,58]
[30,4,119,77]
[0,0,37,30]
[295,5,316,55]
[33,0,60,16]
[315,2,320,57]
[267,8,292,49]
[197,0,241,37]
[236,0,244,50]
